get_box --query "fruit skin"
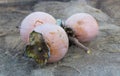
[22,23,69,63]
[65,13,99,42]
[20,12,56,43]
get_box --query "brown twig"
[0,32,7,37]
[69,37,91,54]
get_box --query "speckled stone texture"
[0,0,120,76]
[86,0,120,26]
[0,0,37,6]
[100,0,120,26]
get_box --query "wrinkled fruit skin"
[22,23,69,63]
[20,12,56,43]
[65,13,99,42]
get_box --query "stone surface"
[86,0,98,7]
[100,0,120,26]
[0,1,120,76]
[0,0,37,6]
[34,1,112,23]
[53,65,80,76]
[86,0,120,26]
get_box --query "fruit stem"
[69,37,91,54]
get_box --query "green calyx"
[56,19,65,27]
[24,31,50,66]
[56,19,74,37]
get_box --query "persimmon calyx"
[24,31,50,66]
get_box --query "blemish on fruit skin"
[49,32,55,35]
[47,41,59,59]
[77,21,83,25]
[33,20,43,27]
[46,39,57,56]
[73,24,88,42]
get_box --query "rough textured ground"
[0,0,120,76]
[86,0,120,26]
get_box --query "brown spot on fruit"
[65,13,99,42]
[49,32,55,35]
[77,20,83,25]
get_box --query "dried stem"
[69,37,91,54]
